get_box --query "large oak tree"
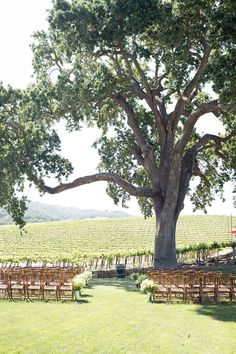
[11,0,236,268]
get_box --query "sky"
[0,0,235,216]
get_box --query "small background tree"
[0,83,72,227]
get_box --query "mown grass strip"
[0,278,236,354]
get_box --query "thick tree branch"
[170,47,212,124]
[110,50,166,145]
[111,55,149,101]
[103,48,151,95]
[152,92,168,123]
[148,96,167,144]
[184,47,211,97]
[113,94,160,184]
[174,130,236,214]
[190,131,236,154]
[130,145,145,166]
[108,50,150,101]
[129,77,150,101]
[113,94,150,149]
[175,150,194,218]
[174,100,221,154]
[153,65,169,124]
[45,172,158,198]
[126,53,152,94]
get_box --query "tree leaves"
[0,83,73,226]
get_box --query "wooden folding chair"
[42,271,59,301]
[201,272,219,303]
[26,270,44,301]
[217,274,234,302]
[58,273,74,301]
[169,273,186,302]
[185,272,202,303]
[10,270,26,300]
[151,273,170,302]
[0,270,11,300]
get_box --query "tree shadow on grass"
[75,299,90,304]
[80,294,93,298]
[205,265,236,276]
[193,303,236,322]
[84,285,95,289]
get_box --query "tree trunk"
[152,150,194,269]
[154,212,179,269]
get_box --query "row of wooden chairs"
[147,270,236,303]
[0,267,83,301]
[0,266,82,275]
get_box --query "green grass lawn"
[0,277,236,354]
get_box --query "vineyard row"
[1,241,235,269]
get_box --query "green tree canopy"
[2,0,236,267]
[0,83,72,226]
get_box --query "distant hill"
[0,201,132,225]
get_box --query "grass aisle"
[0,278,236,354]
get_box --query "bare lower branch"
[45,172,158,198]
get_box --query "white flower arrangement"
[73,271,93,292]
[140,279,154,293]
[73,275,86,292]
[82,271,93,284]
